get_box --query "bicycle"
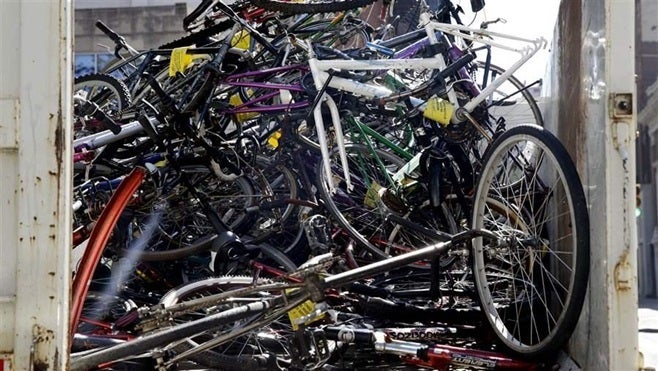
[268,8,539,261]
[67,3,589,367]
[70,143,588,366]
[295,9,588,358]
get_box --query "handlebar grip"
[314,44,353,60]
[74,96,122,135]
[95,20,124,45]
[183,0,215,30]
[92,108,122,135]
[437,53,475,79]
[213,0,237,17]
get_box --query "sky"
[465,0,561,84]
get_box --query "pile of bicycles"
[69,0,590,369]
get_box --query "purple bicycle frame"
[222,63,311,114]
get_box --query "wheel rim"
[472,130,583,355]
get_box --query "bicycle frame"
[73,117,159,156]
[306,16,546,192]
[69,229,495,369]
[70,167,147,340]
[221,63,310,115]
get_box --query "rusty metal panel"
[546,0,639,369]
[0,0,72,370]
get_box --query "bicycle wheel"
[69,280,303,371]
[471,125,589,357]
[317,143,457,264]
[245,156,309,262]
[73,73,132,138]
[250,0,377,15]
[159,276,301,370]
[294,19,371,50]
[475,61,544,129]
[117,164,258,262]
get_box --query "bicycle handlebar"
[183,0,214,31]
[95,20,125,46]
[95,20,139,58]
[436,52,475,80]
[73,96,122,135]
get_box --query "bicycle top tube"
[224,63,310,81]
[321,229,496,290]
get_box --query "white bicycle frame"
[306,13,546,193]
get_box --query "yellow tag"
[231,30,251,50]
[169,47,193,77]
[288,300,324,330]
[228,92,259,123]
[423,96,454,126]
[363,181,382,208]
[267,130,282,149]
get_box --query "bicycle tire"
[212,240,298,276]
[250,0,377,15]
[115,165,257,267]
[245,156,309,262]
[294,19,371,50]
[70,289,298,370]
[73,73,132,137]
[166,165,257,234]
[316,143,457,264]
[160,276,301,370]
[74,73,132,109]
[471,125,589,358]
[251,242,299,272]
[160,19,235,49]
[170,345,273,371]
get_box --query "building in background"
[74,1,193,76]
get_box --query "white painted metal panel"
[545,0,638,369]
[605,0,640,368]
[0,0,72,369]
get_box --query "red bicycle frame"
[70,167,146,340]
[403,343,539,370]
